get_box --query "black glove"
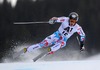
[80,41,85,51]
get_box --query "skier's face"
[69,19,77,26]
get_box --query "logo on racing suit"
[62,27,73,36]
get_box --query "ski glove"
[80,41,85,51]
[49,17,58,24]
[49,19,56,24]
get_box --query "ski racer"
[24,12,86,54]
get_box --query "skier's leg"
[39,31,60,48]
[48,35,68,54]
[48,41,66,54]
[26,33,58,53]
[26,44,41,52]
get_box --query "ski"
[33,50,49,62]
[13,48,26,59]
[13,47,49,62]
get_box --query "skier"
[24,12,86,54]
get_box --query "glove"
[49,17,58,24]
[47,47,54,54]
[49,19,55,24]
[80,46,85,51]
[80,41,85,51]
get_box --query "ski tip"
[33,59,36,62]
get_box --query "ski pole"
[14,21,49,24]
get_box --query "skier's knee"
[39,40,49,48]
[60,41,66,48]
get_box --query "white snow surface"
[0,60,100,70]
[1,44,100,70]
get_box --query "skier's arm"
[49,17,66,24]
[77,27,86,51]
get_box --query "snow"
[0,60,100,70]
[1,44,100,70]
[1,52,100,70]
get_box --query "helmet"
[69,12,79,22]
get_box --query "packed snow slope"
[1,43,100,70]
